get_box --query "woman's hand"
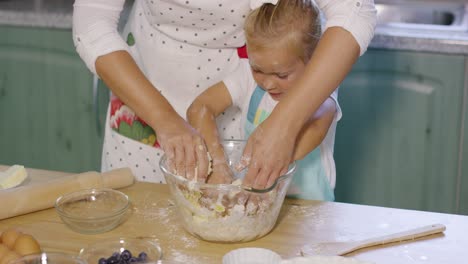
[94,51,211,180]
[240,117,296,190]
[157,117,210,181]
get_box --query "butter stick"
[0,168,134,220]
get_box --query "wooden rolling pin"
[0,168,135,220]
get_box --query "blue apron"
[245,86,334,201]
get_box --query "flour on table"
[131,192,200,250]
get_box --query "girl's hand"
[240,118,295,190]
[157,117,210,181]
[207,163,234,184]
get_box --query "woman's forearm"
[293,98,336,160]
[95,50,182,131]
[270,27,359,136]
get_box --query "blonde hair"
[244,0,321,63]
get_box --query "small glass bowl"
[55,188,130,234]
[9,252,87,264]
[79,237,163,264]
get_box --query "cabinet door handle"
[92,74,102,136]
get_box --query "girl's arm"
[187,82,234,183]
[242,0,377,189]
[73,0,208,179]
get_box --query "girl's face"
[248,44,306,101]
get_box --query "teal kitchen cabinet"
[459,61,468,215]
[0,26,109,173]
[334,50,465,214]
[461,126,468,215]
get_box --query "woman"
[72,0,377,186]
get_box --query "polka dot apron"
[102,0,252,182]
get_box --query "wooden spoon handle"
[359,223,446,249]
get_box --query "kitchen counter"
[0,0,132,30]
[0,0,72,29]
[1,166,468,263]
[1,0,468,55]
[372,26,468,55]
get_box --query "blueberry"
[111,252,121,262]
[138,252,147,261]
[98,258,108,264]
[129,257,139,263]
[121,249,132,261]
[107,256,120,264]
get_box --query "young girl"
[187,0,340,201]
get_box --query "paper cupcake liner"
[223,248,282,264]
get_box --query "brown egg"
[12,234,41,256]
[0,250,20,264]
[1,229,21,250]
[0,244,11,260]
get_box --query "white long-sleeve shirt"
[73,0,377,74]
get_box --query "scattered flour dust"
[284,204,326,220]
[169,249,213,264]
[132,192,175,222]
[285,204,317,217]
[130,192,243,263]
[133,194,199,250]
[283,203,331,228]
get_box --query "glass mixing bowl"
[159,140,296,243]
